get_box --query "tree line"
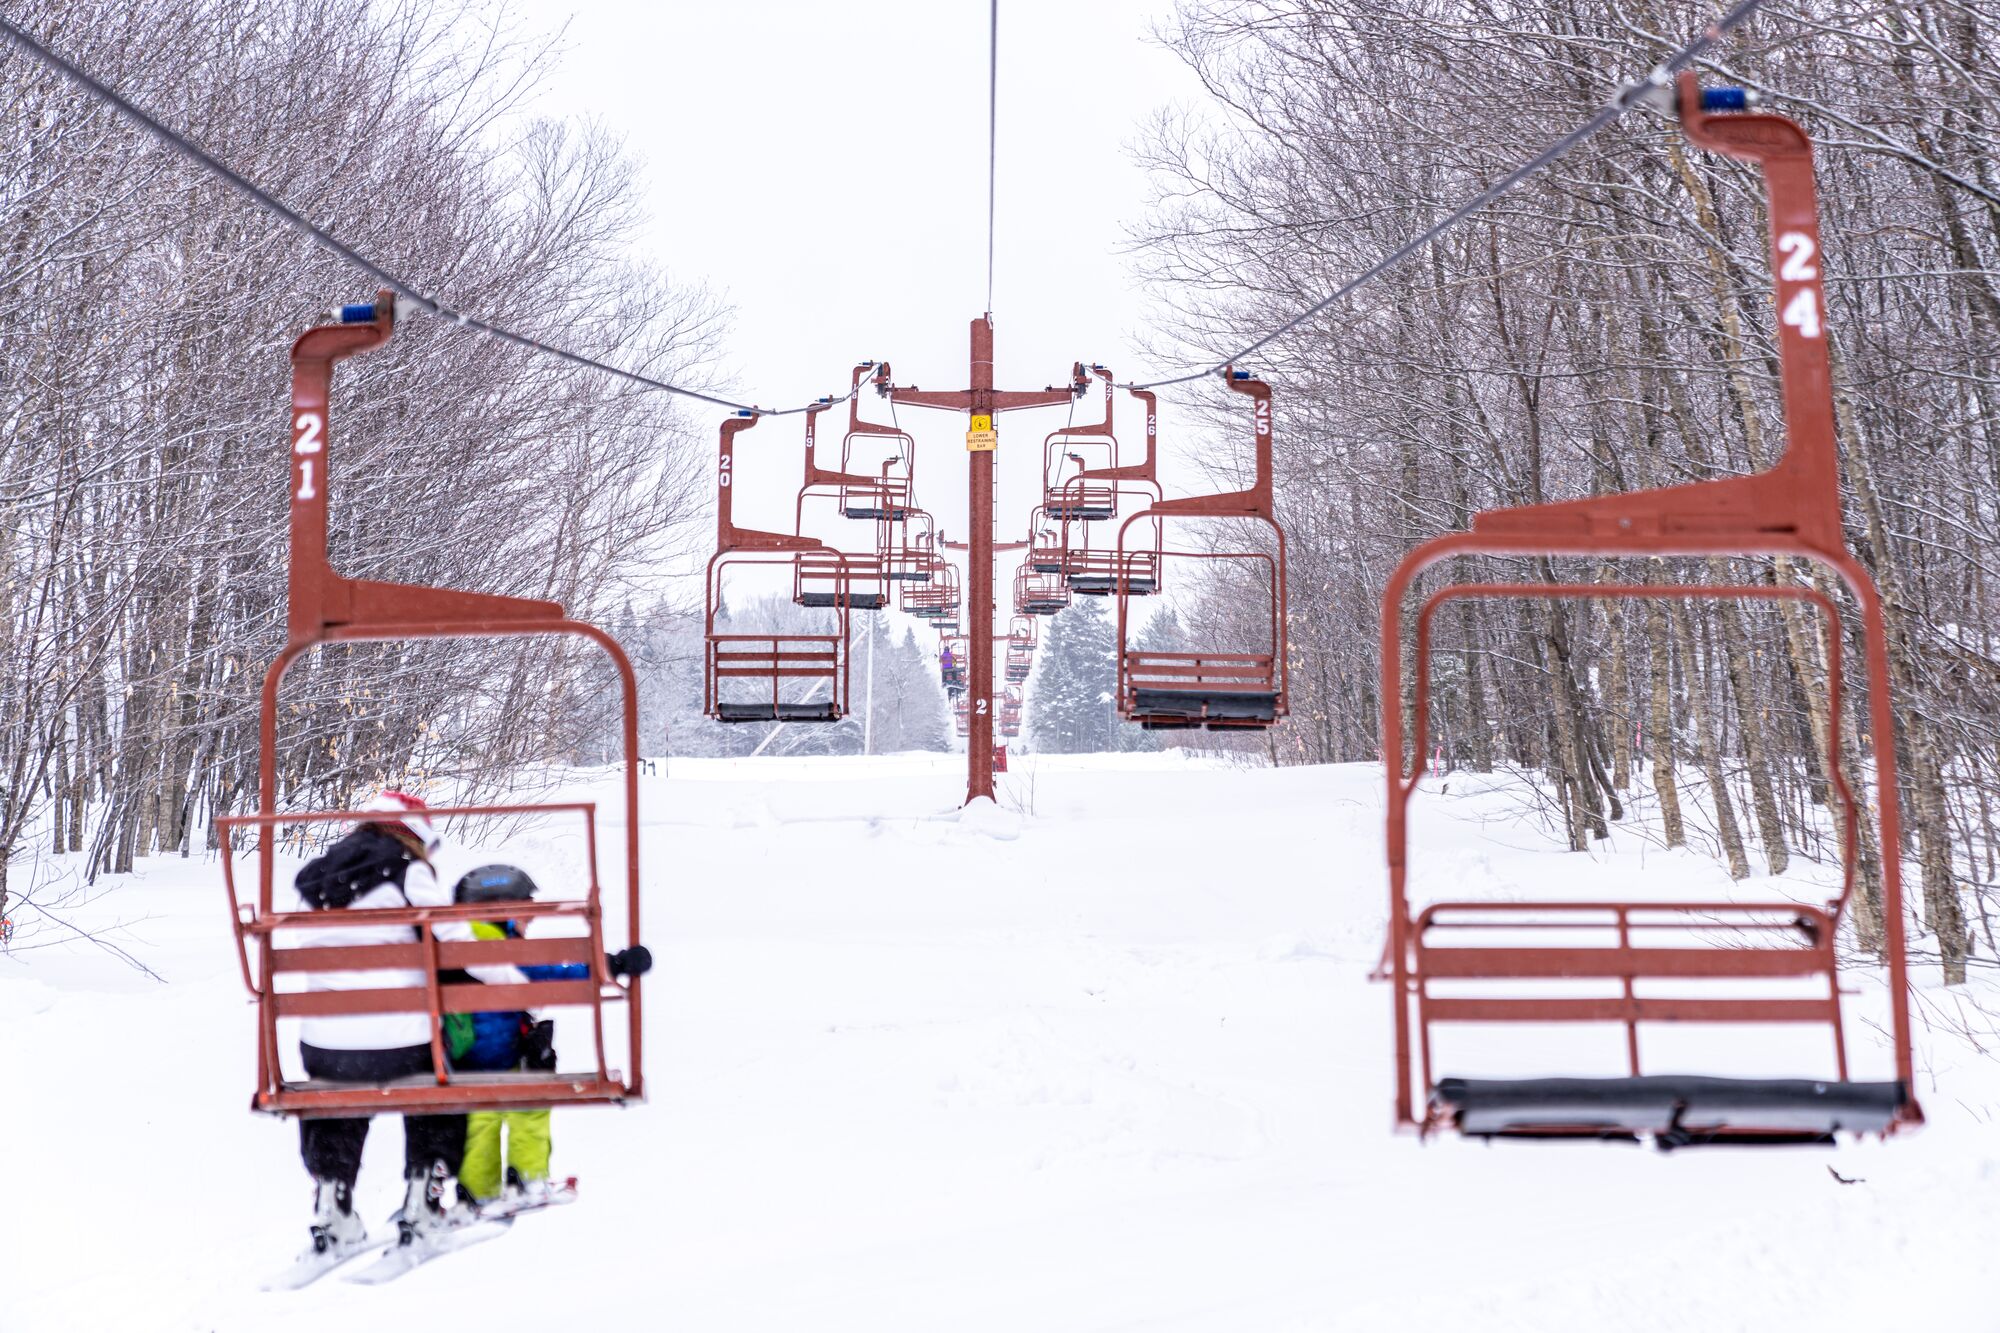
[1130,0,2000,981]
[0,0,719,931]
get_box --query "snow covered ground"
[6,753,1997,1331]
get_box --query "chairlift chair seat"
[1432,1075,1909,1146]
[716,700,844,723]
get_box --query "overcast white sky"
[513,0,1220,566]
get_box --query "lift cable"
[986,0,1000,315]
[0,13,854,419]
[1121,0,1772,392]
[6,2,1769,413]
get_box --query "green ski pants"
[460,1108,553,1201]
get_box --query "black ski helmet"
[453,864,540,904]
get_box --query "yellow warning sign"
[966,414,998,451]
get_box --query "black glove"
[605,945,653,979]
[521,1018,557,1071]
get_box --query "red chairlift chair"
[1027,506,1067,575]
[953,693,970,738]
[1380,76,1919,1147]
[705,411,851,723]
[1014,562,1070,617]
[1042,363,1119,521]
[1004,616,1036,683]
[787,397,890,609]
[1055,382,1166,596]
[793,549,888,610]
[219,293,643,1117]
[999,687,1023,735]
[880,506,939,583]
[838,361,915,520]
[901,559,960,621]
[1060,487,1163,597]
[940,634,970,694]
[1114,374,1288,729]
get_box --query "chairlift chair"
[940,634,969,693]
[1014,562,1070,617]
[1053,382,1166,596]
[1060,486,1163,597]
[1004,652,1032,683]
[792,549,888,609]
[901,560,961,621]
[1380,77,1920,1147]
[838,361,915,520]
[706,411,850,723]
[1114,375,1287,729]
[1027,507,1067,575]
[787,395,894,611]
[880,506,939,582]
[1041,363,1120,521]
[220,294,644,1117]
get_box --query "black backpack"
[295,825,416,910]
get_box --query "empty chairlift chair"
[220,294,644,1117]
[999,688,1023,737]
[837,361,915,520]
[1041,363,1119,522]
[705,412,851,723]
[1114,373,1287,729]
[1014,561,1070,617]
[789,397,890,609]
[793,549,888,610]
[1379,76,1920,1147]
[901,558,960,622]
[1004,616,1036,683]
[1057,380,1165,597]
[880,506,940,584]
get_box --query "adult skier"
[290,790,532,1262]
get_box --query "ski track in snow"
[4,754,1996,1331]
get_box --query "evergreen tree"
[1027,598,1119,753]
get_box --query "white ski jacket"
[298,856,529,1052]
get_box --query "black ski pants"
[298,1042,467,1190]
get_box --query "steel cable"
[1121,0,1773,391]
[0,13,855,418]
[987,0,1000,315]
[4,1,1769,410]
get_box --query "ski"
[343,1218,514,1285]
[262,1234,396,1291]
[271,1178,575,1289]
[473,1176,578,1222]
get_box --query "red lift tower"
[892,316,1081,803]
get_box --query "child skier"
[448,865,651,1202]
[289,791,534,1261]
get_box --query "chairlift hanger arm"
[1146,370,1273,519]
[848,361,911,438]
[716,412,821,553]
[797,395,883,493]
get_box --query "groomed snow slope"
[6,754,1997,1331]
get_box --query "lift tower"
[891,316,1079,802]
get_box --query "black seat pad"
[716,702,841,723]
[1435,1075,1907,1142]
[1132,688,1277,722]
